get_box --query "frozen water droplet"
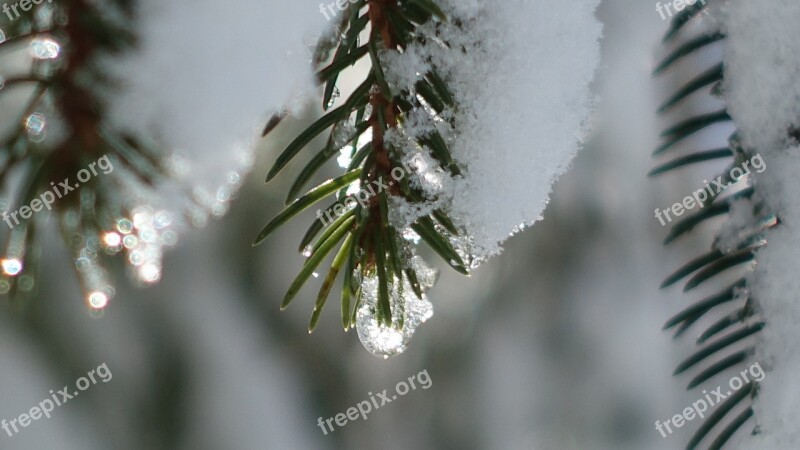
[216,186,232,202]
[331,121,357,149]
[301,245,313,257]
[102,286,116,298]
[25,113,46,138]
[355,274,434,358]
[128,250,144,266]
[326,87,340,109]
[410,256,438,288]
[122,235,139,249]
[153,211,172,229]
[30,37,61,59]
[132,208,152,229]
[87,291,109,310]
[312,272,319,278]
[80,247,98,260]
[137,263,161,284]
[75,257,92,271]
[211,203,228,218]
[116,218,134,234]
[1,258,22,276]
[161,230,178,246]
[139,228,157,243]
[18,275,34,291]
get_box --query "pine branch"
[0,0,182,308]
[653,3,767,448]
[255,0,466,353]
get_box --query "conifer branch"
[0,0,181,306]
[653,3,768,448]
[256,0,468,334]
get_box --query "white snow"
[384,0,602,261]
[721,1,800,447]
[106,0,601,265]
[446,0,601,260]
[104,0,330,219]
